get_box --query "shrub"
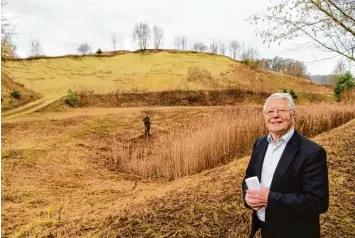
[289,89,298,99]
[334,72,354,101]
[10,90,20,99]
[96,48,103,54]
[64,89,78,107]
[241,59,259,69]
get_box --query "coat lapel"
[270,130,300,190]
[253,137,269,182]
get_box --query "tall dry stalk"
[109,103,355,179]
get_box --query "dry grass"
[111,106,262,179]
[1,106,219,237]
[1,72,41,111]
[37,89,334,117]
[2,51,333,101]
[318,121,355,237]
[102,103,355,179]
[53,89,269,110]
[1,50,351,237]
[1,104,355,237]
[50,119,355,238]
[340,88,355,102]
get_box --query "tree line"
[2,0,353,64]
[1,0,353,100]
[3,16,347,86]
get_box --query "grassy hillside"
[2,51,334,103]
[1,73,41,111]
[1,105,354,237]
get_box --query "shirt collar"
[267,128,295,145]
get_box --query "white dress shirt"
[257,128,295,222]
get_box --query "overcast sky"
[3,0,354,75]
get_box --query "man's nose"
[272,110,280,117]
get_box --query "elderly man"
[242,93,329,238]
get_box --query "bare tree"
[282,58,295,73]
[1,0,11,36]
[241,47,259,61]
[111,33,118,51]
[333,59,347,75]
[111,33,123,51]
[77,43,91,54]
[330,59,349,84]
[258,58,268,70]
[270,56,284,71]
[1,34,15,58]
[288,61,308,78]
[228,40,241,59]
[30,38,42,56]
[173,36,180,50]
[174,36,188,50]
[1,0,16,58]
[209,41,218,54]
[261,56,309,77]
[249,0,355,61]
[153,25,164,49]
[180,36,188,50]
[219,41,226,55]
[132,22,151,50]
[192,42,208,52]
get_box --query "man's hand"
[246,187,270,211]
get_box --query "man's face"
[264,98,295,135]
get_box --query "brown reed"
[111,103,355,179]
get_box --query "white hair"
[263,93,296,112]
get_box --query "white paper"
[245,176,261,190]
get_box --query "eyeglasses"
[264,109,294,116]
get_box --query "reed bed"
[109,103,355,179]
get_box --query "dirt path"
[1,93,65,120]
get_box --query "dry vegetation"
[89,119,355,238]
[2,106,354,237]
[1,106,220,237]
[1,73,41,111]
[1,51,354,237]
[2,51,333,103]
[41,89,269,112]
[341,88,355,102]
[1,51,336,120]
[93,104,355,179]
[40,87,333,114]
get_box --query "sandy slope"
[2,93,65,119]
